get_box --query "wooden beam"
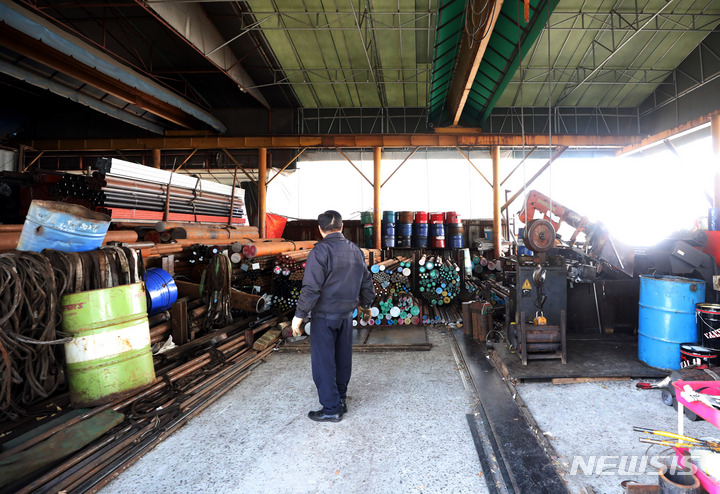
[447,0,505,125]
[27,133,638,152]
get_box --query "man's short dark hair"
[318,210,342,232]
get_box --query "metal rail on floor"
[448,328,569,494]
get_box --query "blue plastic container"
[383,235,396,248]
[397,223,412,236]
[17,200,110,253]
[448,235,464,248]
[638,275,706,370]
[383,211,396,223]
[430,223,445,237]
[413,236,428,249]
[413,223,429,237]
[144,268,178,316]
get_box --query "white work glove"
[292,316,304,336]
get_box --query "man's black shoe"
[308,409,342,422]
[340,398,348,415]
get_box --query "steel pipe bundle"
[242,241,316,259]
[169,226,258,241]
[417,254,460,305]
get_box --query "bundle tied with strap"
[201,254,233,330]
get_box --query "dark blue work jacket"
[295,232,375,319]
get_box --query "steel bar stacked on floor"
[2,314,284,493]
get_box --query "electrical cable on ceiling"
[465,0,498,46]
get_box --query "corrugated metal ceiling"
[250,0,720,128]
[247,0,438,108]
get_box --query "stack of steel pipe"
[3,315,282,493]
[395,211,414,248]
[95,176,246,219]
[242,240,315,258]
[169,225,259,241]
[91,157,247,223]
[361,211,374,248]
[429,212,445,248]
[381,210,395,248]
[417,254,460,305]
[412,211,429,248]
[445,211,464,249]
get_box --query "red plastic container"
[430,212,445,223]
[414,211,428,224]
[431,237,445,248]
[445,211,461,224]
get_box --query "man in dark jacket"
[292,210,375,422]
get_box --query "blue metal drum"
[638,275,706,370]
[17,200,110,253]
[144,268,178,315]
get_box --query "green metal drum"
[61,282,155,407]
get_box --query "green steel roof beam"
[477,0,560,124]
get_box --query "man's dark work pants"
[310,316,353,415]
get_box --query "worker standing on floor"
[292,210,375,422]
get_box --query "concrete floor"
[102,329,487,494]
[515,379,720,493]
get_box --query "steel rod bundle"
[421,303,463,325]
[361,291,422,327]
[417,255,461,306]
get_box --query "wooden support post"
[152,148,161,169]
[373,146,381,250]
[161,254,175,276]
[171,299,189,345]
[492,146,501,259]
[258,147,267,238]
[713,115,720,207]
